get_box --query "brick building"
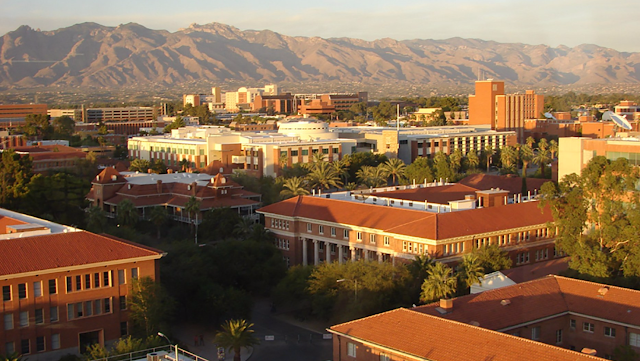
[0,209,164,360]
[329,275,635,360]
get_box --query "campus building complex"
[258,174,554,267]
[0,208,164,361]
[86,168,261,223]
[330,275,640,360]
[558,135,640,180]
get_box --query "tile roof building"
[86,168,261,224]
[0,208,164,360]
[258,177,556,267]
[11,144,87,174]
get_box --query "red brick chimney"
[156,180,162,193]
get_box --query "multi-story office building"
[0,208,164,360]
[12,145,87,174]
[0,104,48,119]
[251,93,294,114]
[330,275,639,360]
[225,85,278,112]
[85,107,155,123]
[47,109,82,122]
[558,136,640,181]
[258,178,554,267]
[468,80,544,142]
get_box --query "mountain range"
[1,22,639,89]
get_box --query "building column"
[378,252,383,263]
[326,241,331,263]
[350,246,356,261]
[338,245,344,264]
[314,240,320,266]
[302,238,308,266]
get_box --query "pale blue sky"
[1,0,638,52]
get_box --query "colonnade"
[301,238,394,266]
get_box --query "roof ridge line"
[329,308,405,330]
[553,274,640,295]
[96,231,164,254]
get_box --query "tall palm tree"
[311,152,326,164]
[356,165,386,188]
[483,145,495,170]
[466,151,480,170]
[184,196,201,231]
[179,158,190,172]
[234,216,255,239]
[519,144,534,178]
[525,136,536,149]
[407,254,435,285]
[306,161,342,190]
[214,319,259,361]
[457,254,485,289]
[86,206,107,233]
[381,158,406,185]
[538,138,549,152]
[420,262,457,303]
[500,145,518,173]
[449,149,463,174]
[549,139,558,159]
[149,206,168,240]
[533,148,552,178]
[117,199,138,228]
[280,177,310,199]
[330,158,350,186]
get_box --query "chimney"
[440,298,453,311]
[156,180,162,193]
[191,182,197,196]
[167,169,173,174]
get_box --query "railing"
[89,346,209,361]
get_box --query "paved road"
[250,299,332,361]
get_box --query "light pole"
[158,332,178,361]
[336,278,358,302]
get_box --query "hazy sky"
[1,0,639,52]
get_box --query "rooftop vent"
[581,348,597,356]
[598,287,609,296]
[500,299,511,306]
[469,321,480,327]
[111,175,117,181]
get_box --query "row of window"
[5,334,60,355]
[443,242,465,256]
[271,219,290,230]
[570,319,617,337]
[403,241,428,255]
[149,146,203,156]
[4,306,59,330]
[3,280,58,302]
[280,148,340,157]
[274,238,290,250]
[67,297,120,320]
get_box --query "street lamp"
[157,332,178,361]
[336,278,358,302]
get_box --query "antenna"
[603,111,632,130]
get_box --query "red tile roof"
[0,216,28,234]
[329,308,600,361]
[373,183,480,204]
[501,257,569,284]
[458,173,551,196]
[413,275,640,331]
[0,231,164,277]
[259,196,552,240]
[94,167,126,184]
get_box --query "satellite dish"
[603,111,632,130]
[543,112,557,120]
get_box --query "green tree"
[280,177,310,199]
[306,161,342,190]
[549,139,558,159]
[151,160,167,174]
[199,207,242,241]
[532,148,552,178]
[128,277,174,338]
[483,145,495,170]
[420,262,457,303]
[163,116,186,133]
[525,136,536,148]
[233,217,255,239]
[117,199,138,228]
[381,158,406,185]
[0,352,23,361]
[433,151,453,182]
[457,254,485,289]
[179,158,190,171]
[52,115,76,138]
[22,114,53,139]
[356,165,386,188]
[466,151,480,171]
[149,206,168,240]
[184,196,201,229]
[214,319,260,361]
[449,149,463,174]
[500,145,518,173]
[519,144,534,178]
[471,244,513,273]
[403,157,435,185]
[86,206,107,233]
[0,150,33,208]
[129,159,151,173]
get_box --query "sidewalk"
[173,323,253,361]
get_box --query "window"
[384,236,390,246]
[556,329,563,344]
[120,296,127,310]
[302,149,309,156]
[322,148,329,154]
[2,286,10,301]
[103,271,111,287]
[531,326,540,340]
[36,336,45,352]
[118,269,125,285]
[380,354,390,361]
[357,232,362,241]
[76,302,83,318]
[4,314,13,330]
[331,227,336,237]
[19,311,28,327]
[35,309,44,324]
[370,234,376,244]
[18,283,26,299]
[48,279,57,295]
[630,332,640,347]
[570,319,576,330]
[33,281,42,297]
[20,339,29,355]
[51,334,60,350]
[85,301,93,317]
[94,299,102,315]
[347,342,356,357]
[120,321,128,337]
[75,275,81,291]
[94,273,100,288]
[131,268,139,280]
[583,322,595,333]
[319,225,324,235]
[104,298,111,313]
[5,342,14,355]
[50,307,59,322]
[343,229,349,239]
[307,223,312,233]
[605,327,616,338]
[291,150,298,157]
[67,304,74,320]
[85,274,91,289]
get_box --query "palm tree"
[86,206,107,233]
[525,136,536,149]
[280,177,310,199]
[407,254,435,285]
[117,199,139,228]
[537,138,549,152]
[519,144,534,178]
[214,319,259,361]
[457,254,485,289]
[466,151,480,170]
[149,206,168,240]
[184,196,201,231]
[344,182,358,191]
[420,262,457,303]
[311,152,326,164]
[306,161,343,190]
[381,158,406,185]
[549,139,558,159]
[483,145,495,171]
[500,145,518,173]
[330,158,350,186]
[533,148,552,178]
[356,165,386,188]
[179,158,190,172]
[449,149,463,174]
[234,216,255,239]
